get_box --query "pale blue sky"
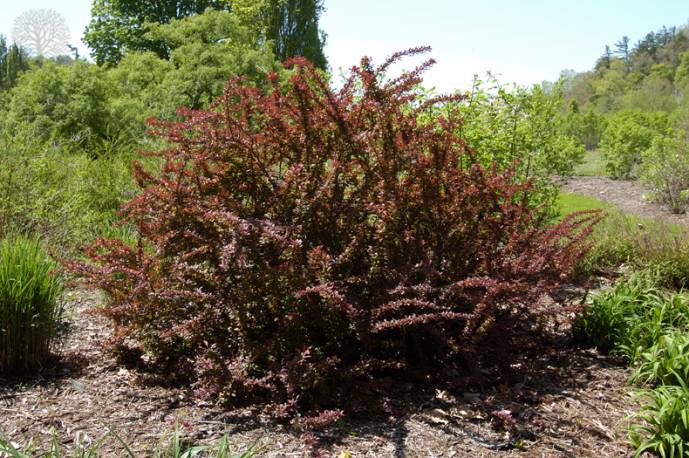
[0,1,687,91]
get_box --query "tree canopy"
[84,0,328,69]
[264,0,327,69]
[84,0,230,65]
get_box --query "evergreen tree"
[615,35,630,71]
[596,45,612,71]
[0,36,29,91]
[0,36,7,90]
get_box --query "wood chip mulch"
[0,289,637,457]
[562,175,689,226]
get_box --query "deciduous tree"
[84,0,229,65]
[264,0,327,69]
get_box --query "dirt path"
[0,290,636,457]
[561,176,689,226]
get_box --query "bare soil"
[0,289,637,457]
[561,176,689,226]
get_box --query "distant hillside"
[563,24,689,113]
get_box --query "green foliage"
[84,0,327,71]
[0,236,63,372]
[108,52,174,122]
[459,77,584,176]
[629,384,689,458]
[3,9,280,153]
[446,76,584,210]
[572,264,689,455]
[639,132,689,213]
[572,271,675,359]
[141,9,280,110]
[599,110,669,178]
[0,130,140,255]
[591,60,628,112]
[563,102,607,150]
[84,0,230,65]
[0,36,30,92]
[2,61,134,153]
[565,24,689,114]
[675,50,689,90]
[264,0,328,69]
[621,75,677,113]
[632,331,689,387]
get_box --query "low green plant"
[572,270,665,357]
[0,236,63,372]
[0,433,105,458]
[573,270,689,455]
[629,384,689,458]
[573,270,689,359]
[578,210,689,288]
[620,291,689,362]
[632,331,689,387]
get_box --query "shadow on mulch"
[0,351,91,389]
[276,326,629,456]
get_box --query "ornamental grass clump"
[67,48,599,420]
[0,236,63,372]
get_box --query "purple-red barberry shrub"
[67,48,598,418]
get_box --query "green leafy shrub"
[0,130,140,255]
[639,132,689,214]
[0,236,63,372]
[2,60,133,154]
[629,384,689,458]
[445,76,584,210]
[563,101,607,151]
[106,9,281,128]
[600,110,669,179]
[632,331,689,387]
[68,50,598,420]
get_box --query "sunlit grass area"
[574,150,605,176]
[559,191,689,287]
[557,191,611,215]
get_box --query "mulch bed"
[562,175,689,226]
[0,288,637,457]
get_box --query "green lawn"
[574,149,605,176]
[557,191,611,215]
[559,191,689,285]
